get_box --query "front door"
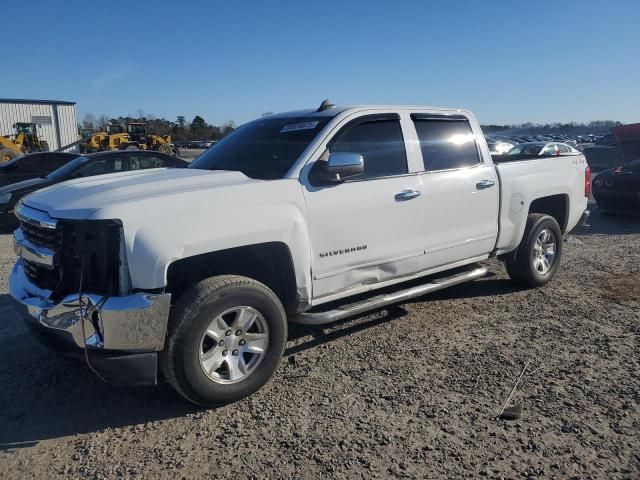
[302,114,426,300]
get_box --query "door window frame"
[408,112,486,174]
[299,110,425,188]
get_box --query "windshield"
[47,156,90,180]
[507,144,544,155]
[189,116,331,179]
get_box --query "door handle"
[476,180,495,190]
[395,190,421,201]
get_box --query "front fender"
[90,180,312,297]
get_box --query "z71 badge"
[319,245,367,258]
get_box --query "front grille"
[20,221,62,250]
[18,219,123,299]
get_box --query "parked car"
[0,150,187,227]
[592,123,640,213]
[505,142,579,157]
[9,103,589,406]
[0,152,81,188]
[592,159,640,214]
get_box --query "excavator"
[0,123,49,162]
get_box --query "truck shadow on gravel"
[0,296,199,452]
[286,275,523,350]
[1,275,522,450]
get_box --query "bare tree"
[96,114,110,130]
[82,113,96,129]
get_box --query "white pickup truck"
[9,102,590,406]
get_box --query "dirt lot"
[1,210,639,479]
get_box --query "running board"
[291,266,488,326]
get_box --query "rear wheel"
[506,214,562,287]
[160,275,287,407]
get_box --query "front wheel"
[506,214,562,287]
[160,275,287,406]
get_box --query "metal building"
[0,98,79,151]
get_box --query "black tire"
[40,141,49,152]
[125,145,139,150]
[160,275,287,407]
[505,214,562,287]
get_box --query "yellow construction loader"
[0,123,49,162]
[81,124,130,152]
[80,122,174,155]
[120,122,174,155]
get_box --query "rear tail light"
[584,166,591,197]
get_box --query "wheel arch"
[528,193,569,232]
[166,242,301,314]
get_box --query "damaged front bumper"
[9,259,171,386]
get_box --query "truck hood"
[23,168,257,219]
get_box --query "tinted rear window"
[412,118,481,171]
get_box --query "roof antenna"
[317,99,335,112]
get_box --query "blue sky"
[4,0,639,126]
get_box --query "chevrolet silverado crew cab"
[9,102,590,406]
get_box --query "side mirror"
[311,152,364,184]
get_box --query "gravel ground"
[1,209,639,479]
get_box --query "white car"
[10,102,590,406]
[505,141,579,156]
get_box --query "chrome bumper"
[9,260,171,351]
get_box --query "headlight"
[594,178,603,187]
[0,192,12,204]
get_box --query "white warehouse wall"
[0,99,79,152]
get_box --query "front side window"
[329,118,408,179]
[412,117,481,171]
[507,144,544,156]
[79,157,126,177]
[190,116,331,180]
[557,144,571,154]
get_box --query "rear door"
[301,113,426,300]
[410,113,499,268]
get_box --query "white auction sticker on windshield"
[280,121,320,133]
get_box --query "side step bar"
[291,266,488,326]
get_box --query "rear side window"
[329,118,407,179]
[412,117,481,171]
[130,155,166,170]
